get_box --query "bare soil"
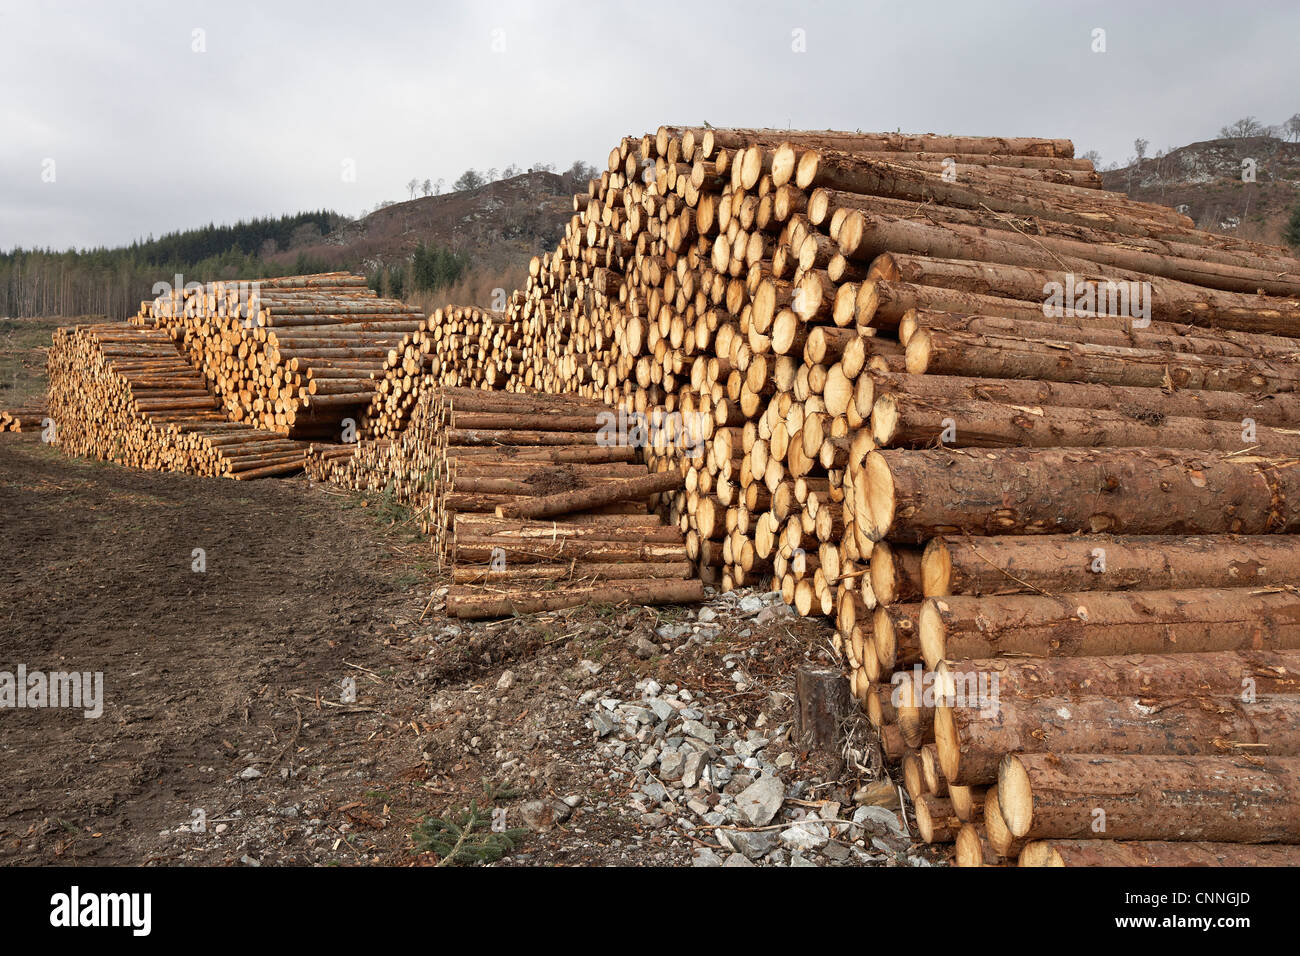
[0,435,855,866]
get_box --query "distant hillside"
[1,171,581,319]
[309,171,574,272]
[278,171,578,308]
[1101,136,1300,247]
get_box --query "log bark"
[794,665,854,754]
[870,254,1300,335]
[935,692,1300,786]
[871,392,1300,455]
[998,753,1300,843]
[922,534,1300,597]
[446,578,706,619]
[495,471,683,519]
[905,328,1300,394]
[914,794,962,844]
[860,447,1300,543]
[918,587,1300,668]
[1018,839,1300,867]
[871,369,1300,428]
[933,649,1300,701]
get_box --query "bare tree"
[1079,149,1102,168]
[421,178,432,197]
[1286,113,1300,142]
[1133,138,1149,163]
[1219,116,1266,139]
[406,178,419,200]
[502,163,520,178]
[435,178,445,195]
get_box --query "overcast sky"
[2,0,1297,251]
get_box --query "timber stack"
[0,404,46,432]
[135,272,419,440]
[492,126,1300,865]
[47,323,310,478]
[309,386,703,618]
[360,304,523,440]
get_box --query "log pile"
[135,272,419,439]
[0,404,46,432]
[308,386,704,618]
[47,323,309,477]
[32,125,1300,862]
[488,126,1300,865]
[360,304,522,440]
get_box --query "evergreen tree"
[1285,203,1300,250]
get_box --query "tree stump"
[795,665,853,754]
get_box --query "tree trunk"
[933,649,1300,702]
[922,534,1300,597]
[905,328,1300,394]
[495,471,682,519]
[1019,839,1300,867]
[447,578,706,619]
[998,753,1300,843]
[918,587,1300,667]
[871,392,1300,455]
[871,369,1300,428]
[871,254,1300,335]
[935,692,1300,786]
[794,665,854,754]
[860,447,1300,544]
[898,307,1300,361]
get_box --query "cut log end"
[864,449,895,542]
[871,393,901,447]
[1018,842,1065,867]
[933,705,961,784]
[997,753,1034,838]
[856,279,880,326]
[918,598,947,669]
[920,537,952,597]
[903,328,932,375]
[954,824,988,867]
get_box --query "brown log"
[446,578,706,619]
[871,392,1300,455]
[905,328,1300,394]
[794,665,854,754]
[933,650,1300,702]
[870,254,1300,335]
[860,447,1300,543]
[871,369,1300,429]
[922,534,1300,597]
[935,693,1300,786]
[495,471,682,519]
[998,753,1300,843]
[914,794,961,844]
[451,561,692,584]
[1019,839,1300,867]
[918,587,1300,668]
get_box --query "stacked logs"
[308,386,704,618]
[0,404,45,432]
[487,127,1300,865]
[360,304,523,440]
[47,324,309,478]
[136,272,420,439]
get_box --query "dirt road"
[0,436,435,864]
[1,435,880,867]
